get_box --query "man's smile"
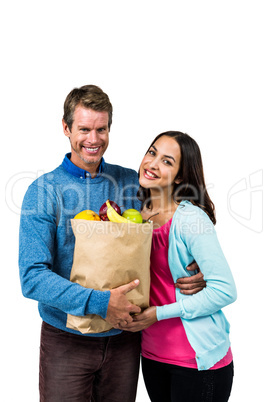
[83,146,101,154]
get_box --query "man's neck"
[70,154,101,178]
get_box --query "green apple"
[122,209,143,223]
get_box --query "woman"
[119,131,237,402]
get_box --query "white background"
[1,1,267,401]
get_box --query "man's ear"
[62,119,71,138]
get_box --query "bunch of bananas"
[106,200,145,223]
[106,200,131,223]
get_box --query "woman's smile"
[143,169,160,179]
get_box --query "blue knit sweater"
[19,154,141,337]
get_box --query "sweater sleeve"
[19,183,110,319]
[156,207,237,321]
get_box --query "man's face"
[62,105,109,173]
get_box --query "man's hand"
[105,279,141,327]
[115,306,157,332]
[175,261,206,295]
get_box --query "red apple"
[99,200,121,221]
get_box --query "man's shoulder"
[23,165,68,202]
[29,165,65,187]
[104,162,138,180]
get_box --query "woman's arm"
[157,207,237,321]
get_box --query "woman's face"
[139,135,181,192]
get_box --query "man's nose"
[87,130,98,143]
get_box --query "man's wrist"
[85,290,111,319]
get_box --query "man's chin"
[70,149,103,172]
[83,158,102,165]
[76,148,103,166]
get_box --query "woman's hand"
[175,261,206,295]
[114,306,157,332]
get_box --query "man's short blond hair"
[63,85,113,131]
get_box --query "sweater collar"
[62,153,105,179]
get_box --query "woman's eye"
[148,150,155,156]
[163,159,172,165]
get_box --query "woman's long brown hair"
[137,131,216,225]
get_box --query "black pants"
[39,322,141,402]
[142,356,234,402]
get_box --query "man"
[19,85,205,401]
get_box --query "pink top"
[141,219,233,369]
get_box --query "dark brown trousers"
[39,322,141,401]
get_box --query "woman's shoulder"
[172,201,215,237]
[174,200,211,221]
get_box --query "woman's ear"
[174,177,181,184]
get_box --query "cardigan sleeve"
[156,205,237,321]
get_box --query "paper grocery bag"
[66,219,153,334]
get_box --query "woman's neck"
[141,189,179,228]
[148,189,176,213]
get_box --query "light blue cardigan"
[156,201,237,370]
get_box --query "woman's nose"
[148,158,159,170]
